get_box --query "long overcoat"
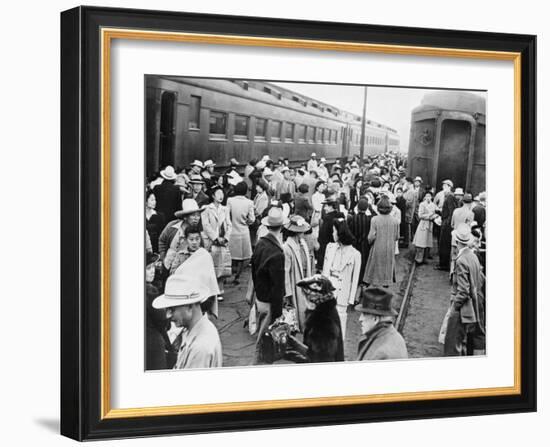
[283,237,312,331]
[227,195,255,260]
[412,201,437,248]
[322,243,362,308]
[363,214,400,286]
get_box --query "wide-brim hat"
[442,179,454,188]
[310,152,317,157]
[174,198,205,218]
[152,275,209,309]
[355,287,397,317]
[261,207,286,227]
[453,222,474,245]
[160,165,177,181]
[204,160,216,168]
[297,274,335,295]
[320,157,327,162]
[284,215,311,233]
[414,176,423,183]
[190,160,204,168]
[454,187,464,196]
[188,174,205,184]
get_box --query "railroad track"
[395,262,417,333]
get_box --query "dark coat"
[153,180,182,222]
[438,193,458,268]
[146,212,165,254]
[145,283,169,370]
[294,192,314,221]
[303,299,344,362]
[357,321,408,360]
[317,210,342,269]
[251,233,285,320]
[347,211,373,280]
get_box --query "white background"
[0,0,546,445]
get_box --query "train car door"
[436,119,471,189]
[159,91,177,169]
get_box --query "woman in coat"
[202,186,233,297]
[322,218,361,340]
[145,190,165,254]
[226,181,255,284]
[412,191,438,264]
[363,196,400,287]
[347,197,374,281]
[283,215,313,333]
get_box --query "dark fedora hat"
[355,287,397,317]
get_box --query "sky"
[272,82,484,152]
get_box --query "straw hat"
[160,165,177,181]
[174,199,205,218]
[203,160,216,168]
[261,207,286,227]
[442,179,454,188]
[152,275,209,309]
[188,174,205,184]
[454,187,465,196]
[190,160,203,168]
[284,215,311,233]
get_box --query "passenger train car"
[407,91,486,195]
[146,77,400,177]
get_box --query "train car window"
[271,120,282,142]
[234,115,249,140]
[189,96,201,130]
[297,124,306,143]
[285,122,295,142]
[209,111,227,138]
[333,130,338,144]
[314,127,322,143]
[307,126,315,143]
[255,118,267,141]
[323,128,329,143]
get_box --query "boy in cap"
[356,287,408,360]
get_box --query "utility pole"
[359,86,368,163]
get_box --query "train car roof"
[413,91,486,116]
[158,76,398,134]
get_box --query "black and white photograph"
[144,76,487,370]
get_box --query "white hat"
[442,179,454,188]
[256,160,266,170]
[311,152,317,157]
[227,171,243,186]
[160,165,177,181]
[174,199,205,218]
[152,275,210,309]
[320,157,326,162]
[414,176,423,183]
[263,167,274,177]
[204,160,216,168]
[261,155,270,162]
[454,187,464,196]
[190,160,204,168]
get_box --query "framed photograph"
[60,6,536,441]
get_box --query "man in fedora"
[444,223,486,356]
[355,287,408,361]
[202,160,216,186]
[153,165,182,222]
[152,274,222,369]
[187,174,209,207]
[190,159,204,176]
[251,207,287,364]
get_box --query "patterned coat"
[363,214,400,286]
[283,237,312,331]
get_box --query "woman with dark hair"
[294,183,314,221]
[349,177,364,212]
[226,181,255,284]
[347,197,374,281]
[145,190,165,253]
[322,217,361,339]
[363,196,400,287]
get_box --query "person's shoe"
[217,295,224,302]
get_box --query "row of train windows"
[189,97,339,144]
[349,131,386,146]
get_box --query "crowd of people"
[145,151,487,370]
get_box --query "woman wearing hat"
[226,181,255,285]
[412,190,438,264]
[296,275,344,362]
[202,186,233,297]
[363,196,400,287]
[152,165,182,222]
[283,216,313,332]
[322,218,361,339]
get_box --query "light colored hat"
[284,215,311,233]
[414,176,423,183]
[261,155,270,162]
[454,187,464,196]
[261,206,286,227]
[226,170,243,186]
[281,166,290,173]
[190,160,204,168]
[442,179,454,188]
[454,223,474,245]
[152,275,209,309]
[350,161,359,168]
[160,165,177,181]
[263,167,274,176]
[256,160,266,170]
[311,152,317,157]
[479,191,487,202]
[188,174,205,184]
[320,157,326,162]
[383,192,397,204]
[204,160,216,168]
[230,158,239,166]
[174,199,205,218]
